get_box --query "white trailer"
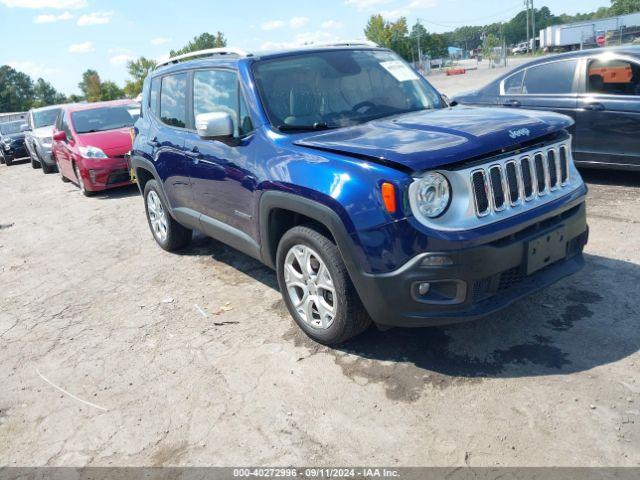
[539,12,640,50]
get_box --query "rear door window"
[149,77,161,116]
[160,73,187,128]
[522,60,578,94]
[587,58,640,96]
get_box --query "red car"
[52,100,138,196]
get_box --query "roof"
[153,44,386,76]
[63,99,138,113]
[520,45,640,67]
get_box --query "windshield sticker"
[380,60,419,82]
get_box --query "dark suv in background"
[453,46,640,171]
[0,121,29,166]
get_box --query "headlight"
[412,172,451,219]
[2,138,12,145]
[41,137,52,146]
[78,145,108,159]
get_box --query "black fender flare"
[130,155,176,218]
[258,191,368,293]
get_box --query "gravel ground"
[1,65,639,467]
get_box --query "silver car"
[24,105,66,174]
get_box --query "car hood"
[2,132,25,141]
[77,127,132,157]
[294,106,573,172]
[32,125,54,140]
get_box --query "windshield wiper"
[277,122,336,132]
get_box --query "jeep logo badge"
[509,128,531,139]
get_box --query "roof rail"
[307,40,380,48]
[155,47,250,69]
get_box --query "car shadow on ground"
[580,167,640,187]
[178,235,639,381]
[90,184,140,200]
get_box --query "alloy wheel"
[284,244,337,329]
[147,190,168,242]
[74,164,86,194]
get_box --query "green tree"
[32,78,66,108]
[78,69,102,102]
[100,81,125,101]
[124,56,157,98]
[170,32,227,57]
[610,0,640,14]
[0,65,34,113]
[364,15,411,60]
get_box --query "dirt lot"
[1,65,639,467]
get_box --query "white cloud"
[321,20,343,30]
[289,16,309,29]
[77,10,113,26]
[380,0,438,20]
[8,61,58,78]
[110,53,135,65]
[344,0,391,10]
[0,0,86,8]
[33,10,72,22]
[151,37,171,46]
[262,16,310,31]
[261,19,285,31]
[260,30,342,51]
[68,41,93,53]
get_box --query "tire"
[143,179,192,251]
[73,162,93,196]
[5,155,13,166]
[31,154,41,169]
[40,154,55,174]
[276,225,371,346]
[0,150,5,165]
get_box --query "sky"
[1,0,611,95]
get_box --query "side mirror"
[20,124,30,132]
[52,131,67,142]
[195,112,234,141]
[441,94,458,107]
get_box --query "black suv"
[0,121,29,166]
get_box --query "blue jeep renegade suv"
[131,44,588,345]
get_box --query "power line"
[416,4,523,29]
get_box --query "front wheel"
[41,158,55,174]
[143,179,192,251]
[31,155,41,169]
[73,163,92,196]
[276,225,371,346]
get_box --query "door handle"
[147,137,160,147]
[503,99,521,107]
[585,102,605,111]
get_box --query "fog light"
[89,169,97,183]
[421,254,453,266]
[418,282,431,295]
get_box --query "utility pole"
[525,0,530,54]
[531,0,536,53]
[416,18,423,72]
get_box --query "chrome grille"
[470,143,572,218]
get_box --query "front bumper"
[3,142,28,160]
[36,143,54,165]
[356,201,588,327]
[80,157,133,191]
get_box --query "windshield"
[33,108,61,128]
[0,121,22,135]
[71,105,136,134]
[253,49,443,130]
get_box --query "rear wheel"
[276,225,371,346]
[0,150,5,165]
[143,179,192,251]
